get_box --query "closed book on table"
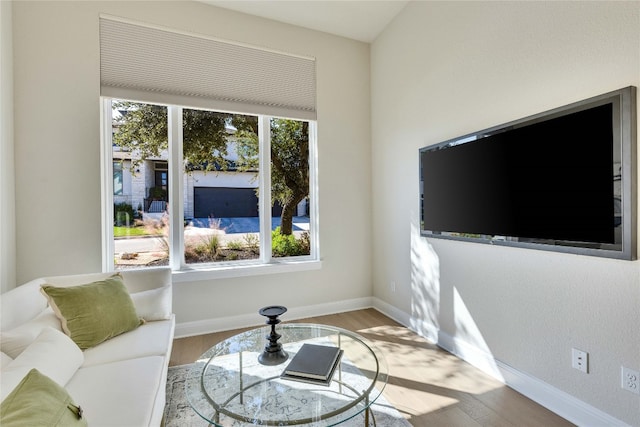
[282,343,343,381]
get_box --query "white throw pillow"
[0,327,84,402]
[0,351,13,369]
[130,286,172,321]
[0,308,62,358]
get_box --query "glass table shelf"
[185,323,388,426]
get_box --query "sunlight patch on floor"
[357,325,504,396]
[384,382,460,415]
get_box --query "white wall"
[0,0,16,294]
[12,2,372,319]
[371,2,640,425]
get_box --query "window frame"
[101,98,321,282]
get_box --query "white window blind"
[100,17,316,120]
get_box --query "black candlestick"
[258,305,288,365]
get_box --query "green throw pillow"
[40,274,142,350]
[0,368,88,426]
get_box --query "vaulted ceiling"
[200,1,409,43]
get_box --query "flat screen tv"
[420,86,637,260]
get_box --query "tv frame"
[420,86,637,260]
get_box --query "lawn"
[113,226,152,238]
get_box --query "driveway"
[189,216,310,234]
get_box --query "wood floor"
[170,308,575,427]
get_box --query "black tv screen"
[420,86,637,260]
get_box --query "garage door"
[194,187,258,218]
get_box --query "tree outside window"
[108,100,313,270]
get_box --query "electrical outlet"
[390,281,396,293]
[571,348,588,373]
[621,367,640,394]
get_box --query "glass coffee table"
[185,323,388,426]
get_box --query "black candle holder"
[258,305,288,365]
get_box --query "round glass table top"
[185,323,388,426]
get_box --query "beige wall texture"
[371,2,640,425]
[1,0,16,294]
[6,0,640,424]
[10,1,372,319]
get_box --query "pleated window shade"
[100,17,317,120]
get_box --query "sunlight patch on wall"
[449,287,504,381]
[410,220,440,342]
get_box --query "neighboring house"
[112,148,170,215]
[113,144,307,221]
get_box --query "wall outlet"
[621,367,640,394]
[389,281,396,293]
[571,348,588,373]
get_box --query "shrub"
[141,215,168,236]
[298,231,311,254]
[149,186,167,199]
[185,234,220,262]
[243,234,260,253]
[184,245,200,262]
[205,235,220,257]
[114,203,135,226]
[271,227,310,257]
[226,240,244,250]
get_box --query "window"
[102,99,318,278]
[99,17,318,279]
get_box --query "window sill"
[171,259,322,283]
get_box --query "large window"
[99,17,318,279]
[102,99,318,278]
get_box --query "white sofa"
[0,267,175,426]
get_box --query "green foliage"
[112,102,169,169]
[183,109,256,172]
[226,240,244,250]
[243,233,260,252]
[271,227,310,257]
[112,101,309,235]
[114,102,260,173]
[114,203,135,226]
[204,235,220,257]
[113,226,148,238]
[232,116,260,172]
[188,235,220,261]
[270,120,309,207]
[298,231,311,253]
[148,187,167,199]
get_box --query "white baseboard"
[371,297,629,427]
[369,296,412,328]
[495,359,630,427]
[373,297,439,343]
[174,296,373,338]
